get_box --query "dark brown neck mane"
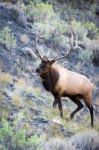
[40,67,59,93]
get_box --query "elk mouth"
[36,68,41,74]
[36,68,49,76]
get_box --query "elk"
[33,31,94,127]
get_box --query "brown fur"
[36,60,94,127]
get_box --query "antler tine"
[33,31,44,60]
[54,29,82,62]
[54,30,75,62]
[73,33,82,50]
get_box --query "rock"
[27,15,34,23]
[23,0,30,5]
[12,0,18,4]
[20,34,29,44]
[96,8,99,16]
[92,49,99,66]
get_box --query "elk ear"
[50,59,55,65]
[43,56,49,62]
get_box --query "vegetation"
[78,49,93,63]
[0,0,99,150]
[0,73,13,84]
[20,0,99,63]
[0,27,16,50]
[0,118,43,150]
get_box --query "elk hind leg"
[70,96,83,119]
[58,98,63,118]
[86,104,93,127]
[84,95,94,127]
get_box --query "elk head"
[36,56,56,76]
[33,30,82,76]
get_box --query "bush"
[21,1,67,45]
[79,49,93,63]
[83,22,99,39]
[71,20,99,39]
[0,118,43,150]
[0,27,16,50]
[71,20,88,40]
[70,130,99,150]
[43,138,77,150]
[21,1,99,53]
[43,130,99,150]
[21,1,55,22]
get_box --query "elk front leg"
[53,99,58,108]
[53,94,63,118]
[53,94,58,108]
[58,98,63,118]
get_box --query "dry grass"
[44,129,99,150]
[12,93,23,107]
[44,138,76,150]
[0,73,12,84]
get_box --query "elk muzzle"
[36,68,41,74]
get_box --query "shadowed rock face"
[93,50,99,66]
[96,8,99,16]
[0,3,27,27]
[95,0,99,17]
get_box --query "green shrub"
[0,27,16,50]
[21,1,55,22]
[79,49,93,63]
[83,22,99,39]
[0,118,43,150]
[0,118,14,150]
[35,19,67,40]
[21,1,67,44]
[71,20,99,39]
[71,20,88,39]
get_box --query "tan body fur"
[52,63,93,106]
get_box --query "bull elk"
[33,31,94,127]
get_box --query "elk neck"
[40,66,59,92]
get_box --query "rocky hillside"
[0,0,99,150]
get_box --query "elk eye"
[40,63,46,68]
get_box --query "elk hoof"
[70,113,74,119]
[53,102,57,108]
[60,112,63,118]
[91,122,94,128]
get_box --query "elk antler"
[33,31,44,61]
[53,30,82,62]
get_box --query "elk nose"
[36,68,40,73]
